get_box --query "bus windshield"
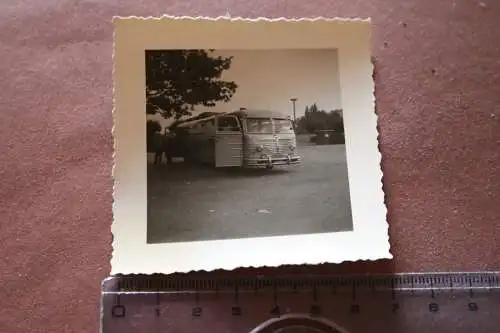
[245,118,273,133]
[273,119,294,133]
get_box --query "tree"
[328,109,344,133]
[304,103,327,133]
[295,103,344,134]
[145,50,238,120]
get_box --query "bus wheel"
[266,164,274,170]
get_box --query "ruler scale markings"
[270,281,280,318]
[410,275,415,295]
[233,282,239,303]
[369,277,375,293]
[273,280,278,305]
[100,274,500,294]
[102,272,500,333]
[331,279,337,295]
[390,278,396,300]
[351,281,356,301]
[430,277,435,299]
[155,291,161,317]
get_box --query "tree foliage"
[296,103,344,134]
[145,50,238,120]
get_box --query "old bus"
[171,109,301,169]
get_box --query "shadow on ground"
[148,162,291,182]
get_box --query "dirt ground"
[147,135,353,243]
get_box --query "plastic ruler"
[101,272,500,333]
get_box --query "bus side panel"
[214,133,244,167]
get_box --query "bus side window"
[202,120,214,134]
[217,116,240,132]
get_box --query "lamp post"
[290,98,297,130]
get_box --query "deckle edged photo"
[111,16,391,274]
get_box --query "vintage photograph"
[112,17,390,274]
[145,49,353,244]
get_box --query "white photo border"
[111,16,391,274]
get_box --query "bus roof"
[173,109,290,129]
[175,116,216,128]
[228,109,290,119]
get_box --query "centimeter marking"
[102,272,500,294]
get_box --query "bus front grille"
[260,138,291,156]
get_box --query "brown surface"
[1,0,499,332]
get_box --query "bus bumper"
[246,154,302,168]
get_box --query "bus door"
[214,115,244,167]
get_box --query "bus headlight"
[256,145,264,152]
[289,144,296,151]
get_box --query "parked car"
[314,130,345,145]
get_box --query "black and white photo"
[145,48,352,244]
[112,17,390,274]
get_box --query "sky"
[147,49,341,129]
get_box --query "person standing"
[153,132,164,164]
[163,131,173,164]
